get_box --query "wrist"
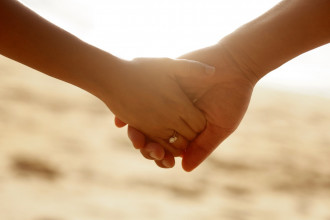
[211,39,261,87]
[218,33,270,85]
[65,42,127,100]
[218,0,330,85]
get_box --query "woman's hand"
[0,0,214,156]
[98,57,214,156]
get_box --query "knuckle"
[154,128,174,140]
[186,132,197,141]
[186,108,206,133]
[195,113,207,132]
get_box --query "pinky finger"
[140,142,165,161]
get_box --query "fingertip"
[145,142,165,160]
[186,59,215,76]
[181,145,202,172]
[181,125,225,172]
[204,65,215,75]
[183,125,234,172]
[162,159,175,168]
[182,165,194,172]
[127,126,145,149]
[185,59,215,76]
[155,152,175,168]
[114,117,127,128]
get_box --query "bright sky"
[20,0,330,97]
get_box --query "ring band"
[168,131,178,144]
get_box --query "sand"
[0,55,329,220]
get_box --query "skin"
[116,44,254,169]
[118,0,330,171]
[0,0,217,155]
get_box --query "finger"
[172,118,198,141]
[171,59,215,100]
[126,119,185,155]
[168,133,188,150]
[180,105,206,134]
[155,137,183,157]
[140,142,165,161]
[164,84,206,136]
[181,123,232,172]
[114,116,127,128]
[155,151,175,168]
[127,126,145,149]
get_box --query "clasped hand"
[100,57,215,161]
[113,43,257,171]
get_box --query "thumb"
[172,59,215,101]
[181,123,232,172]
[114,116,127,128]
[173,59,215,78]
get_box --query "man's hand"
[178,44,255,171]
[120,0,330,171]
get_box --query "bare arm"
[0,0,214,154]
[222,0,330,83]
[123,0,330,170]
[0,0,115,96]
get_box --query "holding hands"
[2,0,330,171]
[116,0,330,171]
[102,57,215,157]
[116,43,255,170]
[1,0,215,160]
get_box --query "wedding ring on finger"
[168,131,178,144]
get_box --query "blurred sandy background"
[1,51,330,220]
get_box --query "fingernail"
[162,160,172,168]
[149,151,161,160]
[205,65,215,75]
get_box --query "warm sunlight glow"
[20,0,330,97]
[20,0,279,58]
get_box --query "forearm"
[0,0,122,97]
[220,0,330,83]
